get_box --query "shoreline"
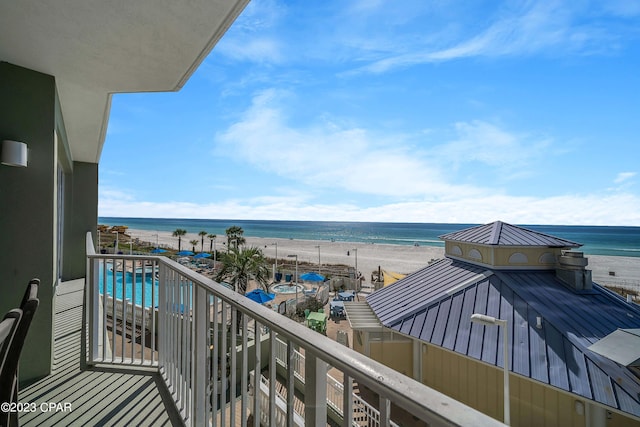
[125,228,444,279]
[123,228,640,290]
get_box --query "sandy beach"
[127,228,444,280]
[124,228,640,291]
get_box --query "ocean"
[98,217,640,258]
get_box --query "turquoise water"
[99,265,158,308]
[99,217,640,258]
[270,284,304,294]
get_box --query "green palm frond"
[215,246,269,295]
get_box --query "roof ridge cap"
[488,221,503,244]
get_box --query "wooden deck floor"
[18,279,182,427]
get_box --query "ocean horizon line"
[98,216,640,258]
[99,215,640,228]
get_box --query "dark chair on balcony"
[0,309,22,371]
[0,279,40,427]
[0,309,23,427]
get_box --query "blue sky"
[99,0,640,226]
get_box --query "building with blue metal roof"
[346,221,640,426]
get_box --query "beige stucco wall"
[422,343,640,427]
[445,241,564,270]
[361,338,639,427]
[493,247,560,269]
[370,341,413,378]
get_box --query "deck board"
[18,280,182,427]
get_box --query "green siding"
[0,61,56,382]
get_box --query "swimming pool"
[99,264,158,308]
[270,283,305,295]
[99,263,236,309]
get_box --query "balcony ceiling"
[0,0,249,163]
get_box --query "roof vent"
[556,251,592,291]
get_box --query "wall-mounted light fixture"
[1,140,28,167]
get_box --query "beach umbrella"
[193,252,211,259]
[177,250,194,256]
[245,289,276,304]
[300,272,325,282]
[151,248,167,254]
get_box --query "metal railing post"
[88,257,100,364]
[342,374,353,427]
[286,341,295,427]
[253,324,261,427]
[193,285,208,425]
[380,396,391,427]
[304,352,328,426]
[268,332,277,426]
[158,263,167,370]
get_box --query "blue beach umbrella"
[245,289,276,304]
[193,252,211,259]
[177,250,194,256]
[151,248,167,254]
[300,272,325,282]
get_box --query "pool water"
[99,265,235,309]
[99,265,158,308]
[270,283,305,294]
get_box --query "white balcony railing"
[85,232,504,427]
[273,337,398,427]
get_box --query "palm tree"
[172,229,187,251]
[225,226,246,249]
[189,239,199,252]
[198,231,208,252]
[215,246,269,295]
[208,234,216,252]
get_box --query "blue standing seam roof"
[438,221,582,247]
[367,257,640,417]
[366,258,488,326]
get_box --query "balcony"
[19,233,504,426]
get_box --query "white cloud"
[215,90,562,200]
[614,172,636,184]
[431,120,551,173]
[229,0,286,33]
[99,187,640,226]
[214,0,287,64]
[99,187,135,201]
[216,38,284,64]
[215,89,488,199]
[352,1,631,74]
